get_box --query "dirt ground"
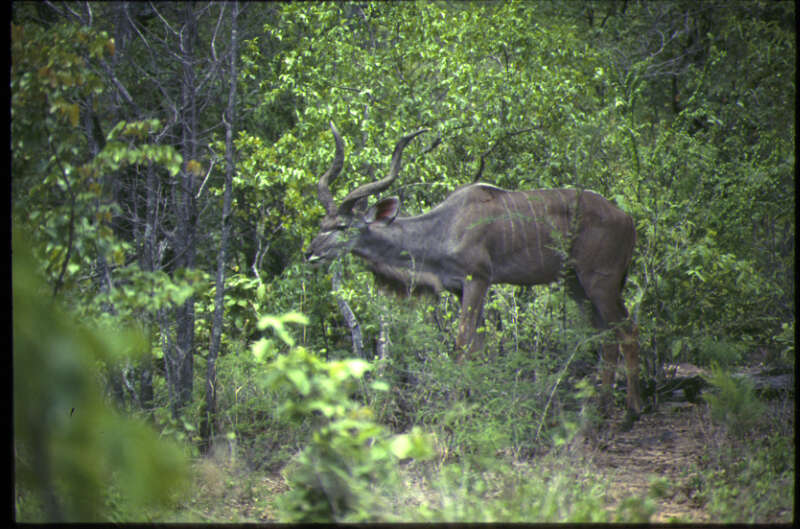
[585,397,713,522]
[577,362,793,523]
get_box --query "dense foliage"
[12,1,793,522]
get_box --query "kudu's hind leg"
[581,276,642,421]
[603,318,642,419]
[617,320,641,415]
[587,308,620,418]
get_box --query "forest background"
[11,0,795,523]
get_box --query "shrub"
[256,313,433,522]
[696,436,794,522]
[13,233,189,522]
[702,364,768,439]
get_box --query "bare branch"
[420,135,442,156]
[98,58,143,115]
[195,154,217,200]
[83,1,93,26]
[210,3,225,63]
[473,127,535,182]
[44,1,88,25]
[148,1,179,37]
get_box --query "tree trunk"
[201,1,239,454]
[139,161,161,414]
[167,3,200,418]
[332,269,364,358]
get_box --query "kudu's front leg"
[454,278,490,362]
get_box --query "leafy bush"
[702,365,768,439]
[694,335,748,368]
[13,233,189,522]
[256,313,433,522]
[693,363,794,522]
[211,347,304,470]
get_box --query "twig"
[473,127,536,182]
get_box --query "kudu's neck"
[351,208,451,295]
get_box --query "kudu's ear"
[365,197,400,225]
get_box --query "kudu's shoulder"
[449,182,513,203]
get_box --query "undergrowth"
[688,366,795,522]
[158,305,794,524]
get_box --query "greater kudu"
[306,123,642,419]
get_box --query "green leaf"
[252,338,273,362]
[308,400,336,417]
[258,315,295,346]
[370,380,390,392]
[170,284,194,305]
[286,369,310,396]
[343,359,370,378]
[282,311,310,326]
[389,434,413,459]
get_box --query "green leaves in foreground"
[255,314,433,522]
[13,232,189,522]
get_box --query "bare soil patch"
[577,362,794,523]
[587,400,712,522]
